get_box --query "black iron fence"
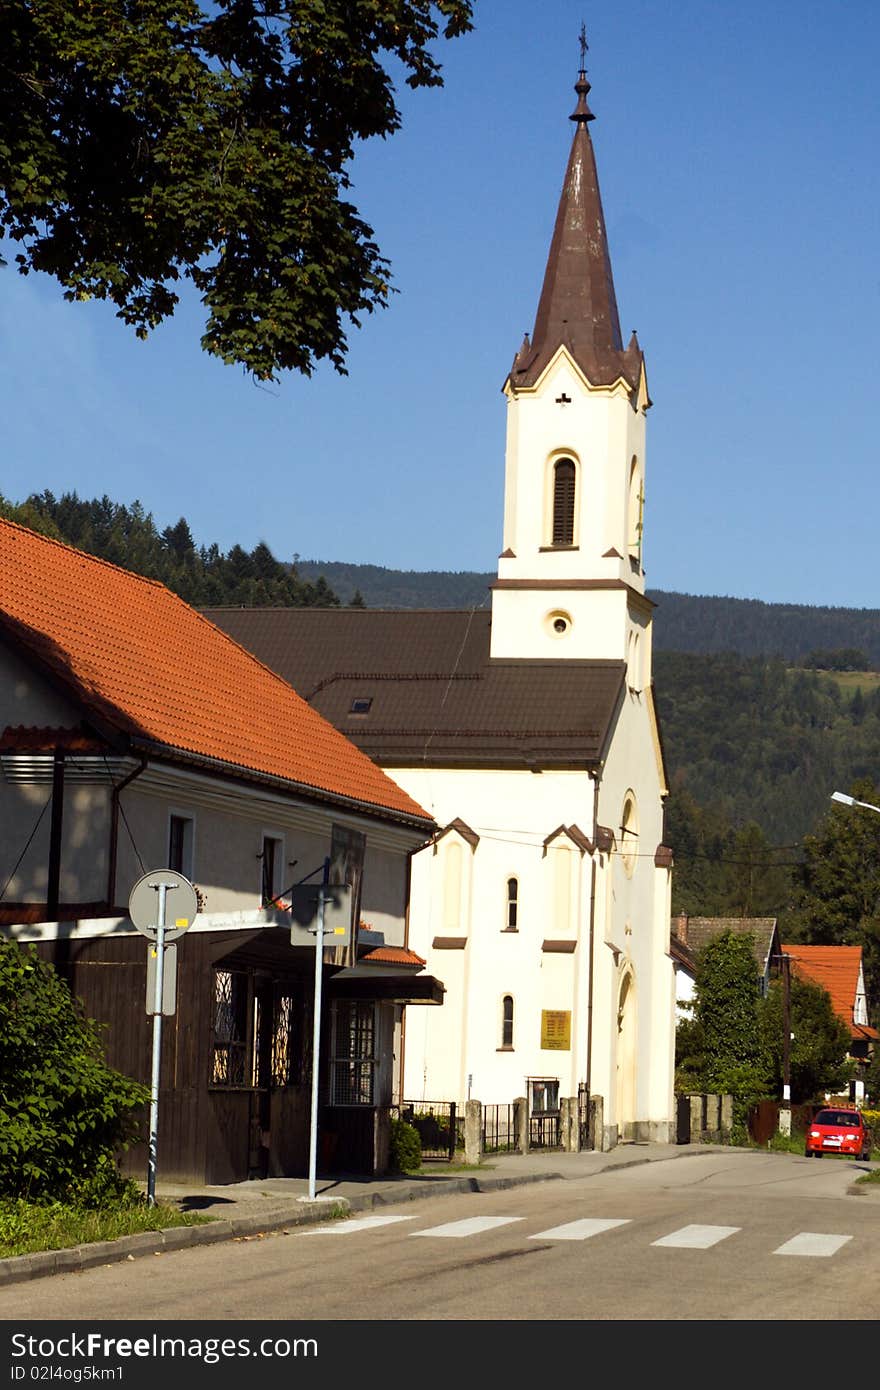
[529,1112,562,1149]
[400,1101,457,1161]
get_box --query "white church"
[209,56,677,1148]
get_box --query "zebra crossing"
[301,1211,856,1257]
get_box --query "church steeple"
[491,39,653,667]
[509,45,642,396]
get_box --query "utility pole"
[779,952,792,1136]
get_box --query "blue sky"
[2,2,878,607]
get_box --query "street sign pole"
[306,857,331,1202]
[146,881,168,1207]
[127,869,197,1207]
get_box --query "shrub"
[0,944,149,1203]
[389,1118,421,1173]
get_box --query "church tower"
[490,50,653,687]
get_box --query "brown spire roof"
[508,62,643,395]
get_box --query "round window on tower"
[546,610,573,639]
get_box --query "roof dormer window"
[349,697,373,716]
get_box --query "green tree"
[0,944,148,1203]
[759,975,852,1103]
[0,1,473,381]
[677,929,772,1121]
[790,778,880,1018]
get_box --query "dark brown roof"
[506,68,645,396]
[202,608,625,770]
[672,916,779,974]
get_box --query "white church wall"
[398,765,596,1106]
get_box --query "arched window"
[552,458,576,546]
[505,877,518,931]
[621,792,639,877]
[501,995,514,1049]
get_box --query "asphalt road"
[1,1152,876,1325]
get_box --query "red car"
[804,1108,872,1160]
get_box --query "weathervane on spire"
[571,22,594,124]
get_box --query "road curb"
[0,1170,568,1287]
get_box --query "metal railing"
[400,1101,457,1161]
[529,1112,562,1149]
[482,1103,518,1153]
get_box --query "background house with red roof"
[0,517,441,1183]
[781,944,878,1102]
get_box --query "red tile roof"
[358,946,426,968]
[781,945,879,1041]
[0,519,432,826]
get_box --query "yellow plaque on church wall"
[541,1010,571,1050]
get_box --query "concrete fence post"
[589,1094,605,1152]
[688,1093,703,1143]
[560,1097,576,1152]
[514,1096,529,1154]
[464,1099,482,1165]
[721,1093,734,1137]
[705,1093,721,1141]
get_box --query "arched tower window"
[620,792,639,877]
[505,877,519,931]
[500,995,514,1049]
[552,458,576,546]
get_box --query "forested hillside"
[293,559,880,665]
[0,491,341,608]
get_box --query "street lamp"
[831,791,880,815]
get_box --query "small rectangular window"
[261,834,283,906]
[506,877,518,931]
[349,697,372,715]
[168,814,194,879]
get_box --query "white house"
[207,56,677,1148]
[0,517,441,1182]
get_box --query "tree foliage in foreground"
[0,1,473,380]
[0,944,148,1204]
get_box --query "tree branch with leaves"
[0,0,474,380]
